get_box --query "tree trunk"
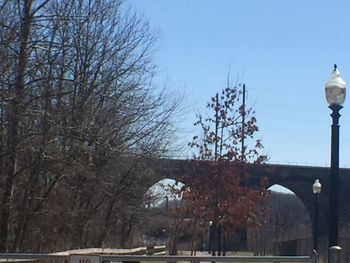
[0,1,32,252]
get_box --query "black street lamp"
[208,220,213,254]
[313,179,322,251]
[325,64,346,247]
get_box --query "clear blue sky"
[129,0,350,167]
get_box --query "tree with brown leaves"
[171,84,270,255]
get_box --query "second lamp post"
[313,179,322,252]
[325,64,346,247]
[208,220,213,254]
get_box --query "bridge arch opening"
[144,178,185,208]
[142,179,186,245]
[249,184,313,256]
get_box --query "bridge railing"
[0,252,318,263]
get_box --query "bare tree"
[0,0,52,252]
[0,0,180,252]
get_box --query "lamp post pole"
[223,231,226,256]
[313,179,322,252]
[325,64,346,247]
[217,223,221,256]
[329,104,341,247]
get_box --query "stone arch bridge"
[142,158,350,242]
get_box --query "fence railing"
[46,247,167,256]
[0,252,318,263]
